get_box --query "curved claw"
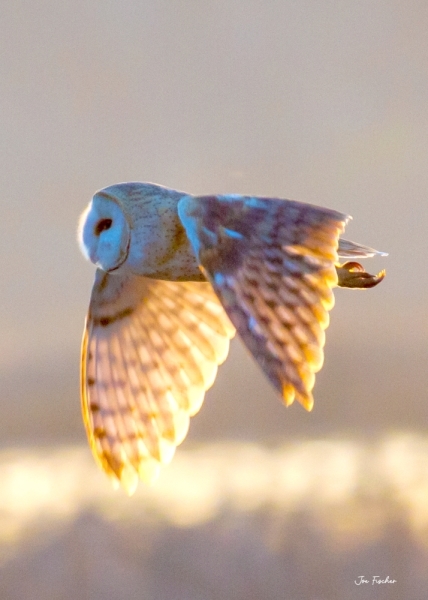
[336,261,386,289]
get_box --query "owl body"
[78,182,385,493]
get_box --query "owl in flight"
[78,182,386,494]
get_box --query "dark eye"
[94,218,112,235]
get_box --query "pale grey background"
[0,2,427,598]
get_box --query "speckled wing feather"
[81,270,235,494]
[178,194,348,412]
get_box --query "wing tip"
[282,383,314,412]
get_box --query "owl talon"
[336,262,386,289]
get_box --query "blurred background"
[1,1,428,598]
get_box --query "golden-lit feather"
[81,271,235,494]
[178,194,347,412]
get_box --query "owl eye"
[94,218,113,236]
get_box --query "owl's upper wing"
[178,194,348,412]
[81,269,235,494]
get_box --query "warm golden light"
[1,433,428,564]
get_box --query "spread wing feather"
[81,270,235,494]
[178,194,348,412]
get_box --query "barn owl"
[78,182,386,494]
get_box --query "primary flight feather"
[78,182,386,494]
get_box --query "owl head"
[78,182,201,279]
[78,187,131,272]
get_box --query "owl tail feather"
[336,262,386,289]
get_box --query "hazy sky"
[1,1,427,445]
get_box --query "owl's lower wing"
[178,194,348,412]
[81,270,235,494]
